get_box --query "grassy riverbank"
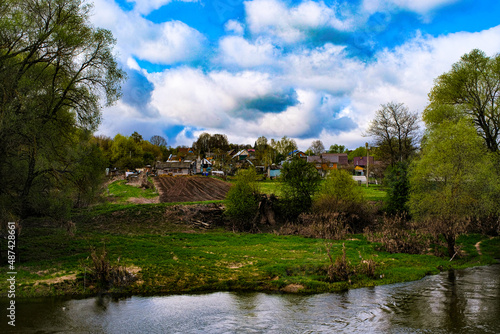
[1,202,498,299]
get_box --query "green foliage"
[314,170,372,232]
[328,144,348,154]
[318,169,364,204]
[409,119,500,257]
[279,157,322,220]
[384,162,410,215]
[225,168,261,230]
[348,146,367,160]
[0,0,124,219]
[426,49,500,153]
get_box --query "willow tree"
[0,0,124,219]
[409,119,499,258]
[426,49,500,153]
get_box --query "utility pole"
[365,142,369,188]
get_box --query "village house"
[155,160,196,176]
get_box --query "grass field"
[107,179,158,202]
[1,202,497,298]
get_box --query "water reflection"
[2,265,499,333]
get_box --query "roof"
[232,149,249,159]
[353,156,374,166]
[321,153,348,165]
[156,161,193,169]
[307,156,322,163]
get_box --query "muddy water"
[2,264,499,333]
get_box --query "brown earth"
[153,176,232,203]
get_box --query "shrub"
[313,170,374,233]
[81,247,137,291]
[326,243,354,282]
[225,168,260,231]
[278,211,350,239]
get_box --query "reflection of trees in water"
[388,266,500,332]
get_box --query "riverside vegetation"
[0,175,498,299]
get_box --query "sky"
[91,0,500,150]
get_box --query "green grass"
[106,179,158,202]
[359,184,387,202]
[1,204,497,298]
[258,180,283,196]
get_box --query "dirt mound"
[154,176,232,203]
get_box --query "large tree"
[0,0,124,219]
[366,102,420,166]
[409,119,499,257]
[426,49,500,153]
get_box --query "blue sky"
[92,0,500,150]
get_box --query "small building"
[232,149,249,161]
[156,161,195,176]
[267,164,282,179]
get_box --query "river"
[2,264,499,333]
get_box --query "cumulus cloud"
[128,0,198,15]
[224,20,245,35]
[91,0,206,65]
[245,0,355,43]
[218,36,278,67]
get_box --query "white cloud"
[244,0,354,43]
[91,0,206,65]
[128,0,198,15]
[218,36,278,67]
[148,68,276,128]
[225,20,245,35]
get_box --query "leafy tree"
[328,144,348,153]
[366,102,420,165]
[255,136,268,150]
[131,131,143,143]
[0,0,124,219]
[409,119,500,257]
[309,140,325,155]
[280,157,322,220]
[426,49,500,153]
[225,168,260,231]
[111,134,144,169]
[194,132,211,156]
[273,136,298,155]
[318,169,364,204]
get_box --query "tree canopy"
[426,49,500,153]
[366,102,420,165]
[0,0,124,219]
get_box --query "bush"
[278,211,350,240]
[313,170,373,232]
[224,168,260,231]
[279,157,322,221]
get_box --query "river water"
[2,264,499,333]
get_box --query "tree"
[0,0,124,219]
[366,102,420,165]
[150,135,167,147]
[426,49,500,153]
[273,136,298,155]
[347,146,367,161]
[194,132,211,156]
[280,157,322,220]
[309,140,325,155]
[409,119,500,257]
[328,144,348,154]
[110,134,143,169]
